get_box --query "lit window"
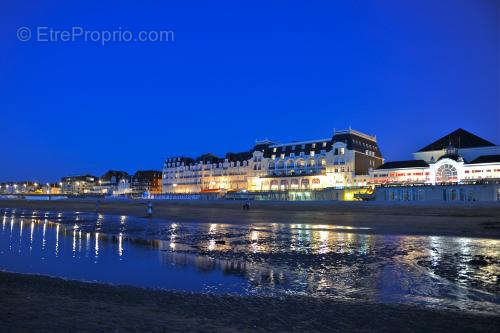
[340,148,345,155]
[312,143,316,148]
[280,154,285,159]
[322,142,327,147]
[271,154,276,160]
[310,151,315,157]
[273,148,277,153]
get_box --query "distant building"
[370,129,500,202]
[0,181,40,194]
[96,170,130,194]
[163,128,384,194]
[371,129,500,186]
[131,170,162,194]
[60,175,97,194]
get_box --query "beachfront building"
[131,170,162,195]
[0,182,40,194]
[60,175,97,194]
[370,128,500,202]
[94,170,130,194]
[162,128,384,194]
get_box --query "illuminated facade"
[162,128,384,194]
[371,128,500,186]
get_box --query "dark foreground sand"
[1,199,499,238]
[0,271,498,332]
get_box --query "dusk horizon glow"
[1,0,498,182]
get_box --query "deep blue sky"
[1,1,498,182]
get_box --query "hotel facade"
[162,128,384,194]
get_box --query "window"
[301,144,305,149]
[310,151,315,157]
[312,143,316,148]
[292,145,295,150]
[334,148,338,155]
[273,148,277,153]
[271,154,276,160]
[339,148,345,155]
[322,142,327,147]
[436,164,458,183]
[290,153,295,157]
[280,154,285,159]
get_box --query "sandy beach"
[1,199,499,238]
[0,271,498,332]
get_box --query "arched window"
[436,164,458,183]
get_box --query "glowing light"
[118,233,123,257]
[95,232,99,258]
[55,224,60,256]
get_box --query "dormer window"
[273,147,277,153]
[322,142,327,147]
[312,143,316,148]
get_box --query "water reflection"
[0,210,498,315]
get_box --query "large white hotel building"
[162,128,384,194]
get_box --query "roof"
[437,154,462,162]
[262,129,382,158]
[376,160,429,170]
[468,155,500,164]
[418,128,495,152]
[100,170,129,181]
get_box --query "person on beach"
[147,201,153,217]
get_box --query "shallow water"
[0,208,499,315]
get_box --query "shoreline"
[0,270,498,332]
[1,199,500,239]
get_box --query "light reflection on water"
[0,209,499,315]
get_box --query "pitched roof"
[376,160,429,170]
[418,128,495,152]
[468,155,500,164]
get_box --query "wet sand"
[1,199,499,238]
[1,271,498,332]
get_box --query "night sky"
[1,1,498,182]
